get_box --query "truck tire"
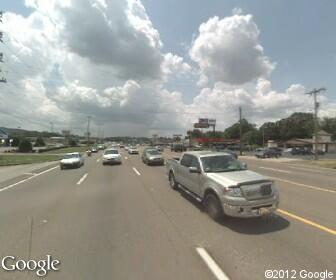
[169,172,178,190]
[203,193,223,221]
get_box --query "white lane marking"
[125,157,128,160]
[196,247,230,280]
[97,158,100,163]
[286,164,336,173]
[259,167,292,174]
[0,166,59,193]
[270,176,336,194]
[77,173,88,185]
[24,172,36,176]
[132,167,141,176]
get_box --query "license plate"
[259,207,270,215]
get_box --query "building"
[283,130,336,153]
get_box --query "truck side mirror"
[189,166,201,173]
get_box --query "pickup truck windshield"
[201,155,244,173]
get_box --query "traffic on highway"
[0,143,335,280]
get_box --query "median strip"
[77,173,88,185]
[132,167,141,176]
[196,247,230,280]
[0,166,59,193]
[277,209,336,236]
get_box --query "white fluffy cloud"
[1,2,336,137]
[190,14,275,86]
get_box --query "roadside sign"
[208,119,216,125]
[194,123,209,128]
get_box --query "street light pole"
[305,88,326,160]
[86,116,91,148]
[239,106,242,156]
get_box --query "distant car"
[91,146,98,153]
[60,152,84,169]
[255,148,280,158]
[97,144,105,150]
[171,143,186,152]
[102,149,122,165]
[291,147,311,155]
[128,147,139,154]
[155,146,164,152]
[119,144,124,148]
[142,149,164,165]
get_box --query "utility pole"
[239,106,243,156]
[0,12,6,84]
[305,88,326,160]
[86,116,91,148]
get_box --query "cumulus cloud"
[35,0,163,80]
[190,14,275,86]
[2,1,336,137]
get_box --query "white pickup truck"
[166,151,279,221]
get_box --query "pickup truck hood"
[61,158,79,164]
[206,170,270,187]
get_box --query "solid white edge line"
[132,167,141,176]
[77,173,88,185]
[259,166,292,174]
[196,247,230,280]
[97,158,100,162]
[0,166,59,193]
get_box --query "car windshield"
[201,155,244,173]
[147,150,160,155]
[63,154,79,159]
[105,150,118,155]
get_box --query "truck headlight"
[225,187,242,197]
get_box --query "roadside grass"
[0,154,61,166]
[45,146,88,154]
[294,160,336,169]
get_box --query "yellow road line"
[270,176,336,194]
[277,209,336,236]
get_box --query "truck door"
[187,155,202,195]
[179,154,192,187]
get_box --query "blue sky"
[142,0,336,102]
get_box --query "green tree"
[242,130,262,145]
[18,139,33,153]
[223,119,255,139]
[34,136,46,147]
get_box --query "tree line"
[187,112,336,146]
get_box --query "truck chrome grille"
[241,183,273,200]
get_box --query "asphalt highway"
[0,148,335,280]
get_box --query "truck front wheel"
[203,193,224,221]
[169,172,178,190]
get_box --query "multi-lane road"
[0,148,335,280]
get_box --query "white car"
[128,147,139,154]
[102,149,122,165]
[60,152,84,169]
